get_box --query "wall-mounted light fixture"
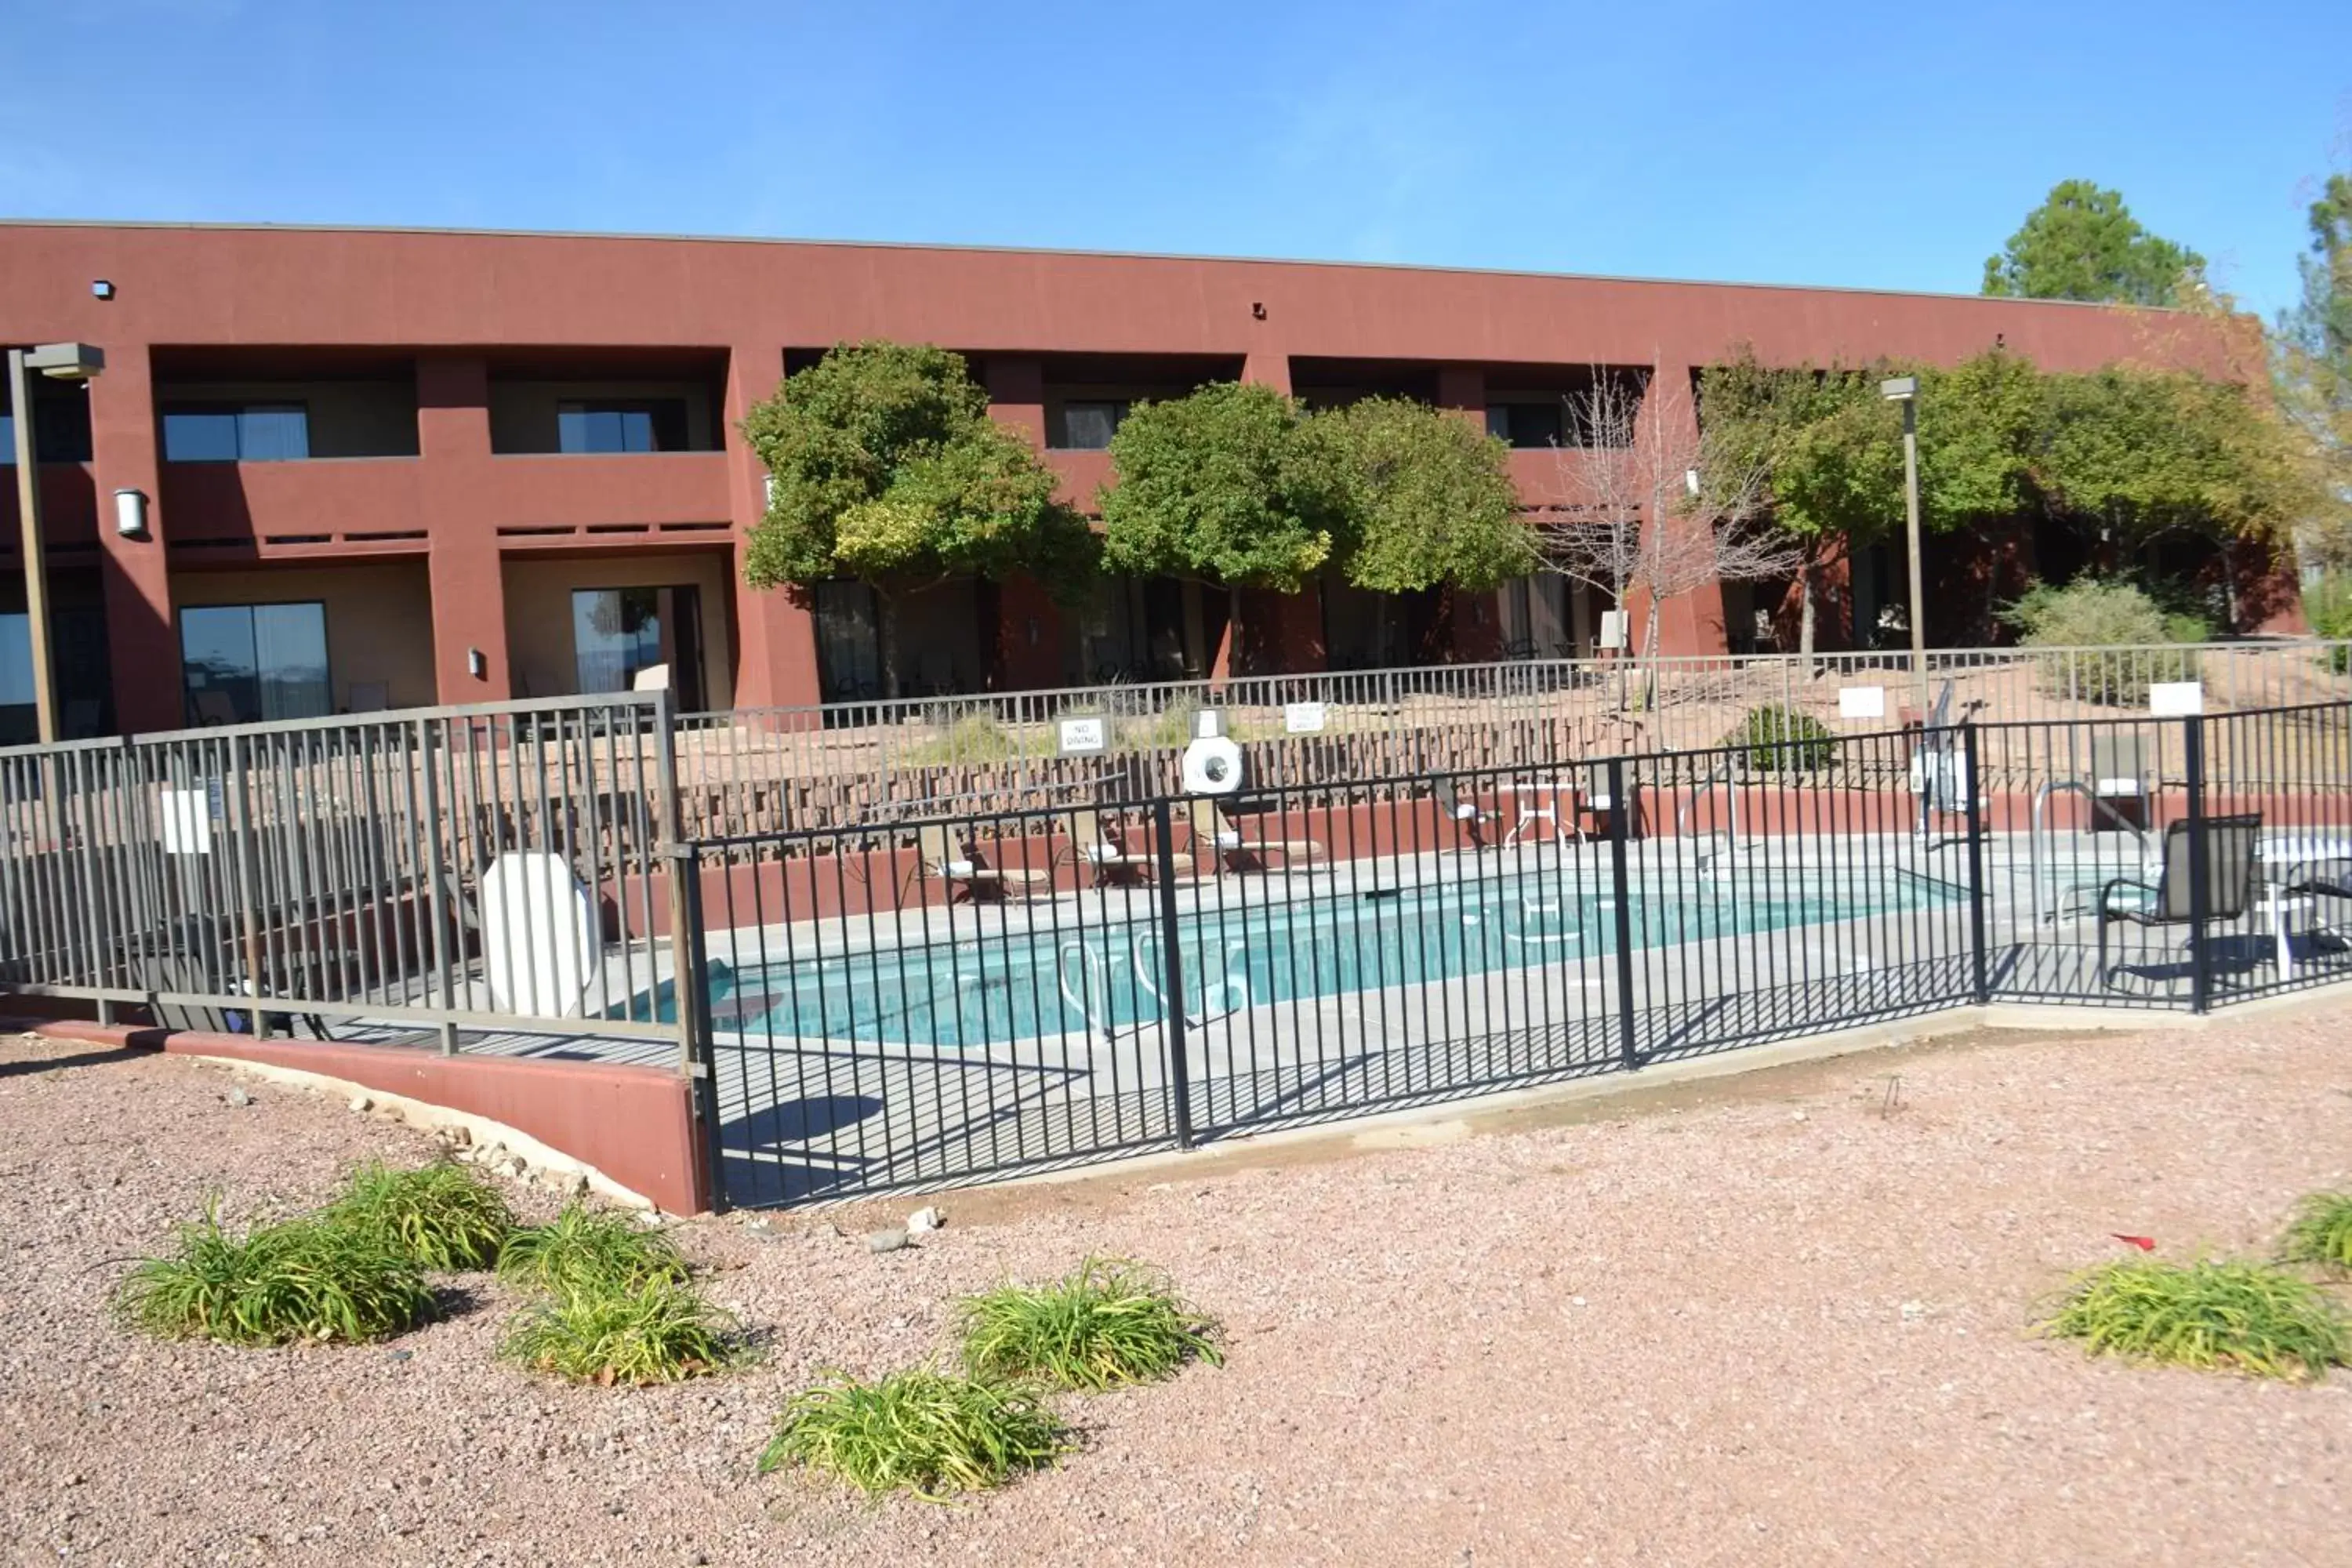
[1684,467,1701,499]
[467,648,487,680]
[1250,301,1266,320]
[91,280,115,301]
[113,488,148,539]
[762,473,776,508]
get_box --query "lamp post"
[1879,375,1926,719]
[8,342,105,743]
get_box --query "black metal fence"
[676,701,2352,1209]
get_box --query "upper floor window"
[1049,400,1129,451]
[163,405,310,463]
[557,400,689,454]
[1485,401,1566,449]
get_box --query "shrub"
[2280,1192,2352,1275]
[958,1258,1222,1392]
[326,1160,514,1272]
[499,1277,739,1385]
[2002,577,2201,706]
[118,1204,436,1346]
[2041,1257,2350,1380]
[496,1203,688,1297]
[906,710,1040,766]
[2303,573,2352,672]
[758,1369,1071,1501]
[1720,704,1837,773]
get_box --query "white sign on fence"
[2149,681,2205,717]
[1837,685,1886,720]
[1283,701,1327,735]
[1193,707,1225,739]
[161,788,211,856]
[1057,717,1108,756]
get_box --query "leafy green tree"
[1098,381,1351,677]
[1982,180,2205,306]
[741,341,1097,694]
[2274,169,2352,568]
[1311,395,1531,593]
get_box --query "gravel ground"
[4,1013,2350,1568]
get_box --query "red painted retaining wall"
[20,1019,709,1214]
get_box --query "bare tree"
[1534,368,1797,693]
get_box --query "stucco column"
[87,343,180,733]
[980,356,1065,688]
[416,355,509,702]
[1436,365,1486,426]
[1624,366,1727,659]
[723,343,820,710]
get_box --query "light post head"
[23,342,105,381]
[1878,376,1917,403]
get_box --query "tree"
[2274,169,2352,568]
[740,341,1097,695]
[1309,395,1531,656]
[1982,180,2205,306]
[1537,369,1798,695]
[1098,381,1351,678]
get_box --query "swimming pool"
[696,862,1961,1050]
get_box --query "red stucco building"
[0,220,2241,740]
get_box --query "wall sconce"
[91,280,116,301]
[467,648,487,680]
[112,488,148,539]
[762,474,776,508]
[1250,301,1267,320]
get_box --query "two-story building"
[0,220,2234,741]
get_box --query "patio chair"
[2097,813,2262,991]
[906,822,1047,904]
[1187,796,1323,873]
[1070,808,1192,887]
[1433,778,1499,851]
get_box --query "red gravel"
[3,1013,2349,1567]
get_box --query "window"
[1051,400,1129,450]
[0,612,32,745]
[557,401,689,454]
[0,392,95,464]
[180,602,330,724]
[163,405,310,463]
[1485,401,1566,449]
[572,586,706,708]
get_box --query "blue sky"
[2,0,2346,321]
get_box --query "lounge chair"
[1071,808,1192,887]
[1187,796,1323,873]
[907,822,1047,903]
[2089,731,2149,832]
[2097,813,2261,990]
[1434,778,1499,851]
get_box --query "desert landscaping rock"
[3,1018,2350,1564]
[223,1085,252,1108]
[865,1227,911,1254]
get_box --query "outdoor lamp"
[24,342,104,380]
[113,488,148,539]
[1879,376,1918,402]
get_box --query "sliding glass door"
[179,602,331,725]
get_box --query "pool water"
[699,865,1959,1049]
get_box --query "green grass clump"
[118,1205,436,1346]
[499,1277,738,1385]
[758,1369,1071,1501]
[2042,1257,2350,1381]
[326,1160,514,1272]
[2280,1192,2352,1275]
[495,1203,688,1296]
[958,1258,1221,1392]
